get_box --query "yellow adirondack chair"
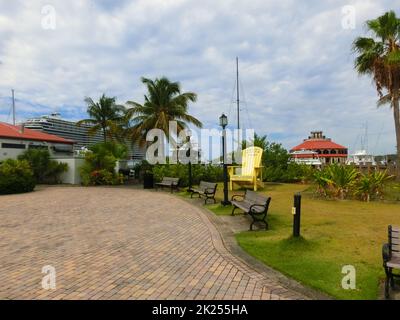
[228,147,264,191]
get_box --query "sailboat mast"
[236,57,240,132]
[12,89,15,125]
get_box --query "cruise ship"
[23,113,146,160]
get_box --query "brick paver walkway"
[0,187,307,300]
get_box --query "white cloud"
[0,0,399,155]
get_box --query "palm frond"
[352,37,376,53]
[76,118,98,126]
[377,94,392,108]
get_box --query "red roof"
[291,139,347,152]
[0,122,74,144]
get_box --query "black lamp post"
[186,134,193,192]
[219,113,230,206]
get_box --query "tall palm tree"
[78,94,125,143]
[126,77,202,144]
[353,11,400,179]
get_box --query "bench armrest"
[231,194,245,201]
[383,243,391,263]
[228,166,241,175]
[204,188,216,194]
[249,204,267,214]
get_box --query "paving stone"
[0,186,308,300]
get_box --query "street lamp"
[186,134,193,192]
[219,114,230,206]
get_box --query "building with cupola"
[290,131,348,165]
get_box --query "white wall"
[55,157,85,185]
[0,137,73,161]
[0,138,27,161]
[1,138,84,185]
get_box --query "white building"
[0,122,75,161]
[0,122,87,184]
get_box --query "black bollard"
[293,193,302,237]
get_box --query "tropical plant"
[242,133,268,153]
[353,11,400,179]
[78,94,126,143]
[355,170,394,202]
[313,169,330,197]
[356,174,376,202]
[322,165,359,200]
[0,159,36,194]
[18,149,68,184]
[79,142,125,186]
[371,170,394,199]
[126,77,203,145]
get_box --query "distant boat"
[290,149,323,166]
[346,150,377,166]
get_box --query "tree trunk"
[393,96,400,181]
[102,126,107,143]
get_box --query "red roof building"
[0,122,74,144]
[0,122,75,161]
[290,131,348,165]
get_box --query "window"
[1,143,26,149]
[28,145,48,150]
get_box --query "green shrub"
[263,163,313,183]
[45,161,69,184]
[0,159,36,195]
[151,163,223,187]
[313,165,393,201]
[313,165,359,200]
[18,149,68,184]
[355,171,394,202]
[80,142,125,186]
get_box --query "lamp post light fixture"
[219,113,230,206]
[219,113,228,129]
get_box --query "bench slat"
[160,177,179,185]
[231,191,271,231]
[198,181,217,193]
[231,201,251,211]
[387,257,400,269]
[391,226,400,232]
[245,191,269,204]
[391,252,400,259]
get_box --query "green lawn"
[183,183,400,300]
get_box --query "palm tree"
[242,133,268,150]
[78,94,125,143]
[126,77,202,145]
[353,11,400,179]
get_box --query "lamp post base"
[221,200,231,206]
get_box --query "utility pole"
[236,57,240,133]
[12,89,16,125]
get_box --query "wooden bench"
[231,190,271,231]
[190,181,218,204]
[383,225,400,299]
[155,177,180,193]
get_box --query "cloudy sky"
[0,0,399,154]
